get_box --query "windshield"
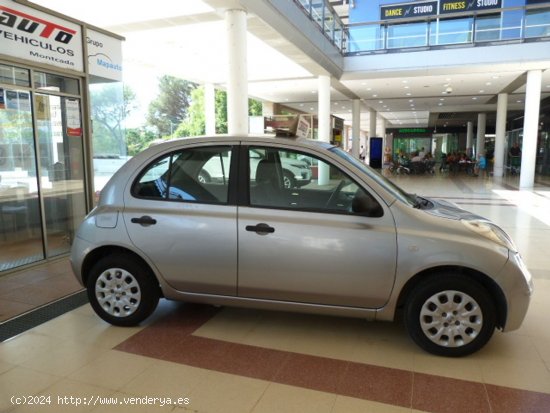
[330,147,417,207]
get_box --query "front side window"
[133,146,232,204]
[248,146,382,217]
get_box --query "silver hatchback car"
[71,135,533,357]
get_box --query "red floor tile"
[114,302,550,413]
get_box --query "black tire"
[404,274,496,357]
[87,254,160,327]
[283,170,296,189]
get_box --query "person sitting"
[411,151,423,163]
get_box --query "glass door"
[35,92,86,258]
[0,84,44,270]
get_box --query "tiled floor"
[1,173,549,413]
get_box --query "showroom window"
[133,146,232,204]
[248,147,382,217]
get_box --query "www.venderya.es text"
[11,395,190,407]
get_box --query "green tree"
[125,127,158,156]
[90,84,136,155]
[147,75,197,136]
[176,87,205,137]
[174,86,264,137]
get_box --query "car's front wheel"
[404,274,496,357]
[87,254,160,326]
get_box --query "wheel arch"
[81,245,163,297]
[395,265,507,329]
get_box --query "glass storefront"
[0,63,86,271]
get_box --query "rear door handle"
[131,215,157,226]
[245,223,275,234]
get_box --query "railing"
[293,1,550,55]
[294,0,349,52]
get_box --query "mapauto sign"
[0,0,83,71]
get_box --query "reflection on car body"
[71,135,533,357]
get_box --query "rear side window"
[132,146,232,204]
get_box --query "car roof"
[145,134,335,153]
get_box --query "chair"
[251,159,285,207]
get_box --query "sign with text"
[87,29,123,82]
[0,0,83,71]
[381,1,438,20]
[440,0,502,14]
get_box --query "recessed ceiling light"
[299,103,304,107]
[367,87,372,91]
[440,98,445,101]
[311,90,316,94]
[402,80,408,83]
[438,103,443,106]
[379,100,383,103]
[486,82,492,86]
[404,86,410,89]
[492,75,499,79]
[479,90,484,93]
[373,94,378,97]
[517,100,522,103]
[406,93,412,96]
[446,78,451,82]
[472,97,477,100]
[310,107,314,111]
[334,102,339,105]
[361,82,367,86]
[342,106,347,109]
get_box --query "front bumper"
[499,252,534,332]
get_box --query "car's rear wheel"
[404,274,496,357]
[87,254,160,326]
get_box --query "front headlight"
[461,219,518,252]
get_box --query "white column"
[476,113,486,160]
[377,115,387,140]
[226,9,248,136]
[204,83,216,136]
[520,70,542,188]
[493,93,508,177]
[466,121,473,157]
[352,99,361,159]
[318,74,331,185]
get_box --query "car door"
[123,144,238,296]
[238,145,397,308]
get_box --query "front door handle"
[131,215,157,226]
[245,223,275,234]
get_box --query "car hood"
[423,198,486,221]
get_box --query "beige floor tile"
[251,383,335,413]
[0,332,64,365]
[20,341,109,377]
[68,350,154,391]
[480,358,550,393]
[10,379,113,413]
[193,307,263,343]
[532,336,550,365]
[471,332,543,364]
[412,353,484,383]
[0,359,14,375]
[187,371,268,413]
[332,395,412,413]
[122,359,209,400]
[0,367,60,412]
